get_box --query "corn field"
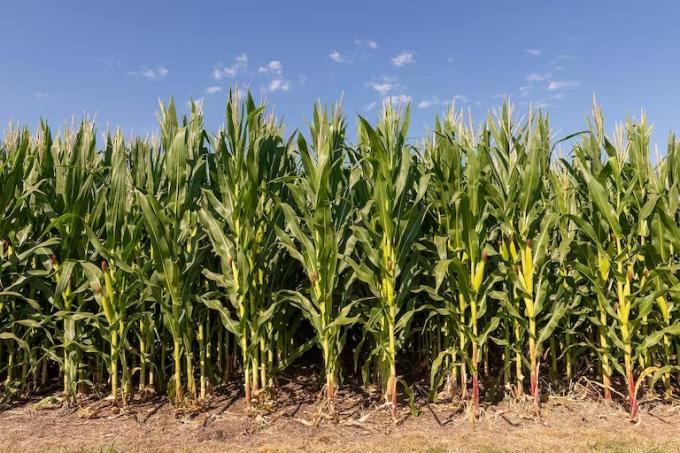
[2,91,680,422]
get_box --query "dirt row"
[1,380,679,452]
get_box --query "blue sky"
[2,1,680,149]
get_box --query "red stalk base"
[531,370,540,411]
[472,375,480,418]
[628,373,638,421]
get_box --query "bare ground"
[1,377,679,452]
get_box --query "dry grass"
[1,375,679,453]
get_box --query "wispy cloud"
[418,95,468,108]
[354,38,378,50]
[258,60,283,75]
[329,50,346,63]
[33,91,49,100]
[417,96,448,109]
[392,51,415,67]
[365,101,377,111]
[367,76,402,96]
[525,48,542,57]
[370,82,394,95]
[519,71,556,97]
[525,72,551,83]
[547,80,579,90]
[208,55,291,96]
[213,53,248,80]
[330,39,378,64]
[525,92,568,109]
[267,78,291,93]
[143,67,169,79]
[257,60,291,93]
[129,65,169,80]
[549,54,577,68]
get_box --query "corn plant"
[486,104,565,410]
[547,159,584,384]
[648,133,680,397]
[566,104,680,419]
[137,100,208,403]
[199,91,293,406]
[276,102,359,407]
[80,130,148,403]
[1,125,58,397]
[425,108,500,416]
[45,119,104,401]
[348,101,429,417]
[0,91,679,420]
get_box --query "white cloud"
[391,51,415,67]
[547,80,579,90]
[370,82,394,95]
[242,60,292,93]
[143,66,168,79]
[417,96,441,109]
[213,53,248,80]
[331,39,378,65]
[525,48,542,56]
[418,95,468,109]
[365,101,377,111]
[525,72,551,83]
[367,76,401,95]
[33,91,49,100]
[329,50,345,63]
[258,60,283,75]
[206,86,223,95]
[526,92,569,109]
[129,65,169,80]
[354,38,378,50]
[254,60,291,93]
[267,78,291,93]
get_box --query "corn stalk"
[348,101,429,417]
